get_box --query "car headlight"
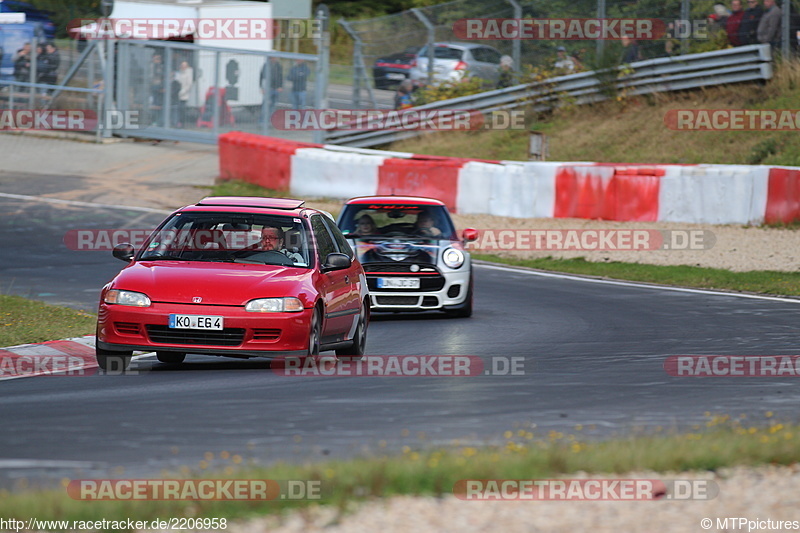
[443,248,465,269]
[245,297,304,313]
[104,289,151,307]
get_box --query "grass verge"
[0,295,95,347]
[0,414,795,526]
[474,254,800,297]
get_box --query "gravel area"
[155,464,799,533]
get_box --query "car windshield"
[139,212,311,268]
[338,204,457,240]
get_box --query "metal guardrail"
[325,44,774,148]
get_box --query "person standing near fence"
[260,56,283,118]
[174,60,193,128]
[739,0,763,45]
[13,43,31,83]
[757,0,782,49]
[42,42,59,85]
[151,53,165,109]
[726,0,745,46]
[288,59,309,110]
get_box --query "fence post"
[103,39,115,139]
[782,0,790,58]
[212,50,221,138]
[163,45,172,129]
[505,0,522,71]
[596,0,606,62]
[339,20,360,109]
[680,0,690,55]
[29,36,37,108]
[261,52,271,136]
[411,8,435,86]
[314,4,330,144]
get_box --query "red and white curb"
[0,336,150,381]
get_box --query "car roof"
[422,42,496,51]
[178,196,313,217]
[344,196,446,207]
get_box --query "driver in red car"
[261,226,304,263]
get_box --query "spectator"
[497,55,516,88]
[287,59,309,110]
[151,53,164,108]
[757,0,782,49]
[42,42,59,85]
[739,0,764,44]
[13,42,31,83]
[174,60,193,128]
[709,3,731,31]
[657,39,679,58]
[394,79,414,110]
[726,0,745,45]
[260,56,283,118]
[620,35,641,64]
[554,46,577,72]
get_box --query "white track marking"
[475,262,800,304]
[0,192,172,214]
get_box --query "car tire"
[156,351,186,364]
[307,307,321,357]
[446,278,473,318]
[96,347,133,372]
[336,299,368,358]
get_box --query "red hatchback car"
[95,197,369,370]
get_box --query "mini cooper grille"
[145,325,244,346]
[252,328,281,341]
[114,322,140,335]
[375,296,420,306]
[363,263,438,274]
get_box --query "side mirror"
[323,253,351,272]
[112,243,135,262]
[462,228,479,243]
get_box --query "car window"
[311,215,337,262]
[470,48,487,62]
[322,216,354,259]
[338,204,457,241]
[482,47,502,64]
[418,46,464,61]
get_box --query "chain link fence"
[339,0,800,109]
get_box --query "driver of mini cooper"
[260,226,304,263]
[413,211,442,237]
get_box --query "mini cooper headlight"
[245,297,304,313]
[443,247,465,269]
[104,289,151,307]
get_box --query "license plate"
[386,73,406,80]
[377,277,420,289]
[168,314,223,330]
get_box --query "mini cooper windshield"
[339,204,457,240]
[139,212,312,268]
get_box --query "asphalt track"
[2,192,800,488]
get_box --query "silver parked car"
[408,42,503,86]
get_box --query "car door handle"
[344,275,350,284]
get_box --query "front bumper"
[97,302,313,357]
[367,268,470,312]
